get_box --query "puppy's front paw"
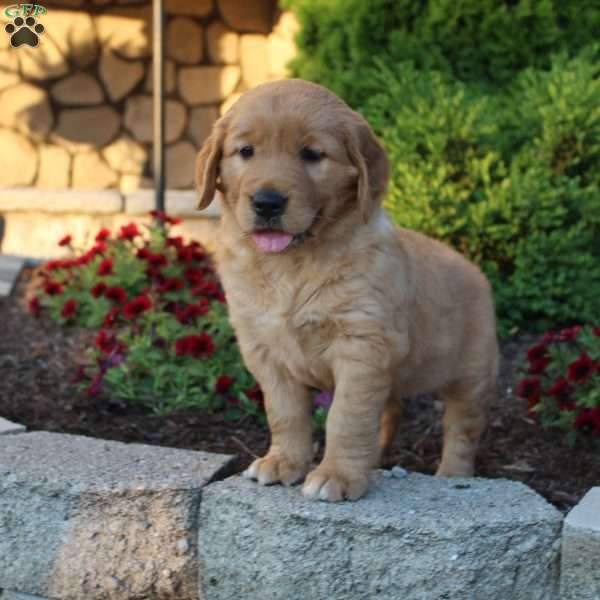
[302,463,369,502]
[242,452,309,486]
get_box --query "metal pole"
[152,0,165,214]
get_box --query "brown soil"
[1,269,598,512]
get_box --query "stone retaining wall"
[0,424,597,599]
[0,0,297,191]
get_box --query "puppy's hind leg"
[436,368,497,478]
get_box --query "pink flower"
[314,390,334,409]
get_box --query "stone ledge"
[0,432,234,600]
[0,188,222,219]
[124,189,221,218]
[198,473,563,600]
[0,417,25,436]
[561,487,600,600]
[0,189,123,215]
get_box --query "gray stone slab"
[2,591,51,600]
[0,189,123,214]
[0,432,234,600]
[125,189,221,218]
[561,487,600,600]
[0,417,25,435]
[0,255,24,298]
[199,473,562,600]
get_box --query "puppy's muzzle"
[251,189,288,222]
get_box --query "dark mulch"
[1,269,598,512]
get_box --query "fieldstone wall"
[0,0,297,192]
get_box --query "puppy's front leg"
[303,354,392,502]
[243,373,313,486]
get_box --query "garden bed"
[1,268,598,513]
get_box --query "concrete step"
[0,255,25,298]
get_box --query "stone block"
[36,144,71,189]
[0,129,37,187]
[17,38,68,80]
[53,106,120,152]
[102,136,148,175]
[167,17,203,65]
[240,34,269,88]
[166,0,213,17]
[72,151,118,189]
[43,10,98,67]
[51,73,104,105]
[144,59,176,94]
[0,83,53,140]
[218,0,275,34]
[124,95,186,143]
[178,65,240,105]
[99,51,145,102]
[561,487,600,600]
[188,105,218,147]
[95,8,151,59]
[0,50,19,90]
[0,432,233,600]
[199,473,563,600]
[0,417,25,435]
[206,22,239,65]
[166,141,197,188]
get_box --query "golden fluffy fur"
[195,79,499,502]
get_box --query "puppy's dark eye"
[300,147,323,163]
[239,145,254,159]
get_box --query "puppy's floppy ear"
[195,120,226,210]
[344,113,390,222]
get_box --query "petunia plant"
[29,212,263,420]
[517,325,600,445]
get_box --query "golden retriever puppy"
[195,79,499,502]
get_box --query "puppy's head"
[195,79,389,253]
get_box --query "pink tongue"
[252,231,294,253]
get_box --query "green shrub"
[359,50,600,335]
[285,0,598,106]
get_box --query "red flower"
[184,267,206,286]
[517,378,541,400]
[61,299,78,318]
[95,330,117,353]
[118,222,140,241]
[574,408,600,435]
[148,253,168,269]
[103,307,120,327]
[105,286,128,304]
[245,384,264,408]
[594,327,600,337]
[527,343,548,362]
[91,282,107,298]
[137,247,151,260]
[95,228,110,242]
[98,258,114,276]
[44,280,63,296]
[123,294,152,320]
[547,378,575,411]
[528,356,551,374]
[150,210,182,225]
[28,296,41,318]
[192,281,219,298]
[215,375,234,395]
[558,326,582,342]
[158,277,184,293]
[175,299,210,324]
[175,333,215,359]
[45,259,63,272]
[93,242,108,255]
[167,236,184,249]
[75,251,94,266]
[567,353,596,385]
[58,234,72,247]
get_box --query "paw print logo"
[5,16,45,48]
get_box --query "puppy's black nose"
[251,189,288,220]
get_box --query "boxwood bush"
[285,0,600,335]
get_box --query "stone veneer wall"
[0,0,298,192]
